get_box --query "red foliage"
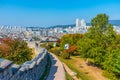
[1,37,13,45]
[57,39,61,43]
[67,45,78,54]
[0,37,14,55]
[0,43,10,55]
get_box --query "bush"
[46,46,51,50]
[40,43,53,50]
[40,43,46,48]
[56,42,60,47]
[103,71,118,80]
[61,51,69,59]
[54,50,60,56]
[85,58,95,66]
[48,43,53,49]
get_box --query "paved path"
[47,53,65,80]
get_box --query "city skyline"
[0,0,120,27]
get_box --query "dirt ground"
[71,56,108,80]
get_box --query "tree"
[77,13,120,79]
[60,34,84,50]
[66,45,78,59]
[103,47,120,80]
[91,13,109,33]
[68,45,78,55]
[0,38,33,64]
[60,34,84,59]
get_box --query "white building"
[74,18,88,33]
[76,18,81,27]
[81,19,86,27]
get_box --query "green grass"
[57,56,90,80]
[65,71,74,80]
[39,55,51,80]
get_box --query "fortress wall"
[0,49,48,80]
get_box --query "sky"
[0,0,120,27]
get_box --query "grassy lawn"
[65,71,74,80]
[57,56,91,80]
[57,55,108,80]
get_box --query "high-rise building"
[74,18,88,33]
[81,19,86,27]
[76,18,81,27]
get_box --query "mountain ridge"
[47,20,120,29]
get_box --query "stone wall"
[0,49,48,80]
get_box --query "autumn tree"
[0,38,33,64]
[60,34,84,59]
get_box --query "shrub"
[56,42,60,47]
[61,50,69,59]
[103,71,118,80]
[53,50,60,56]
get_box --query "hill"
[47,20,120,29]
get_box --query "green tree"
[60,34,84,50]
[91,13,108,33]
[103,47,120,80]
[77,13,120,79]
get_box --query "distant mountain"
[48,23,90,29]
[48,24,75,29]
[47,20,120,29]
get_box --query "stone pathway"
[47,53,65,80]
